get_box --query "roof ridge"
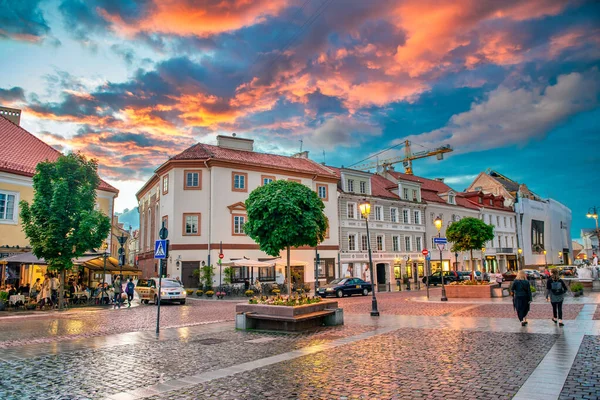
[0,115,62,158]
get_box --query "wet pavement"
[0,289,599,399]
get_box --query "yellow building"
[0,108,119,284]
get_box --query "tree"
[446,217,495,281]
[244,180,328,295]
[20,153,111,309]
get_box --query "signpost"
[155,223,168,334]
[433,237,448,301]
[218,241,224,292]
[423,249,430,298]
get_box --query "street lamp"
[518,248,523,270]
[101,241,108,304]
[434,216,448,302]
[454,252,459,272]
[482,247,486,275]
[559,251,563,265]
[586,207,599,256]
[359,199,379,317]
[543,250,547,268]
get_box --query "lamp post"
[587,207,599,257]
[434,216,448,302]
[359,199,379,317]
[518,248,523,270]
[101,241,108,304]
[543,250,547,268]
[455,252,459,272]
[482,247,486,276]
[559,251,563,265]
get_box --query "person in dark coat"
[546,268,568,326]
[510,270,532,326]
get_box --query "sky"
[0,0,599,240]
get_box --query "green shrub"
[570,282,584,292]
[530,285,536,293]
[0,291,8,302]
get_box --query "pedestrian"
[495,272,503,288]
[125,278,135,308]
[510,270,532,326]
[254,278,262,295]
[50,273,60,306]
[546,268,568,326]
[113,275,123,309]
[38,274,52,307]
[30,278,41,299]
[244,278,250,291]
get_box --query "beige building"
[0,109,118,284]
[136,134,339,289]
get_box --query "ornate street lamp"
[586,207,599,256]
[434,216,448,301]
[543,250,547,268]
[518,248,523,270]
[359,199,379,317]
[454,252,459,273]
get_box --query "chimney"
[292,151,309,159]
[0,106,21,125]
[216,133,254,151]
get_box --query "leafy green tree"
[244,180,328,295]
[19,153,111,309]
[446,217,495,280]
[201,264,215,290]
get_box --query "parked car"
[135,278,187,305]
[523,269,541,280]
[556,266,577,277]
[422,271,460,286]
[317,278,372,298]
[503,271,517,282]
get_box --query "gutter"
[204,159,212,269]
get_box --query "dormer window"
[478,196,483,204]
[448,194,455,205]
[403,188,409,200]
[489,199,493,205]
[347,179,354,192]
[359,181,366,194]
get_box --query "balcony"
[495,248,514,254]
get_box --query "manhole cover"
[193,338,229,345]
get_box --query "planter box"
[235,300,342,331]
[446,284,498,299]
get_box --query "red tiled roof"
[370,174,399,199]
[0,116,118,193]
[388,170,479,210]
[172,143,337,178]
[462,191,513,212]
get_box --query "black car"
[318,278,372,298]
[422,271,460,286]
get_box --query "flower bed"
[248,294,321,306]
[446,282,498,298]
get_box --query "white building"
[582,229,599,259]
[136,135,339,288]
[335,168,426,291]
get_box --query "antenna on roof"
[299,139,303,153]
[322,149,326,164]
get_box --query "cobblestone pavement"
[453,304,584,320]
[559,335,600,399]
[148,329,557,400]
[0,324,375,400]
[0,301,237,348]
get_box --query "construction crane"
[351,140,453,175]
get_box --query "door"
[181,261,200,289]
[323,258,336,283]
[291,266,305,289]
[376,263,386,291]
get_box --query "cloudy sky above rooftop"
[0,0,598,239]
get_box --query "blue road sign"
[433,237,447,244]
[154,240,167,259]
[426,255,431,261]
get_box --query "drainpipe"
[204,159,212,286]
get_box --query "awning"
[273,258,308,267]
[222,257,274,267]
[0,253,45,264]
[0,252,140,273]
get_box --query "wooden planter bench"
[236,300,343,332]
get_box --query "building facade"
[136,135,340,289]
[336,169,426,291]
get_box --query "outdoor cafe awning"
[221,257,274,267]
[0,252,45,264]
[0,252,140,273]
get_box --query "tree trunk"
[286,246,291,297]
[59,269,66,310]
[470,249,475,281]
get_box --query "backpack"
[551,280,565,295]
[126,282,135,294]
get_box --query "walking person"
[50,273,60,307]
[113,275,123,309]
[125,278,135,308]
[30,278,41,300]
[546,268,568,327]
[510,270,532,326]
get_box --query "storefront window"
[431,260,450,272]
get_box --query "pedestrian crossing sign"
[154,240,167,259]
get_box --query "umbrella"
[221,257,274,283]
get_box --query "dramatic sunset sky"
[0,0,599,239]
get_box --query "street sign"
[219,253,224,259]
[436,243,446,252]
[433,237,447,244]
[154,240,167,259]
[422,249,429,256]
[426,255,431,261]
[159,226,168,240]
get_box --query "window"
[162,175,169,195]
[489,199,493,205]
[258,266,276,281]
[232,172,248,192]
[392,236,400,252]
[412,189,417,201]
[375,206,383,221]
[0,191,17,222]
[504,217,507,227]
[184,171,201,189]
[505,236,509,247]
[231,266,250,283]
[376,235,384,251]
[183,213,200,236]
[496,216,500,227]
[361,235,368,251]
[405,236,411,252]
[497,235,501,248]
[359,181,366,194]
[403,188,409,200]
[390,208,398,223]
[233,215,246,235]
[261,175,275,186]
[348,234,357,251]
[478,196,483,204]
[510,218,514,228]
[347,202,356,219]
[511,236,515,247]
[531,219,544,251]
[448,194,455,204]
[403,209,410,224]
[416,236,422,252]
[317,184,328,201]
[347,179,354,192]
[413,210,420,225]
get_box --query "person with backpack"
[510,270,532,326]
[125,278,135,308]
[546,268,568,326]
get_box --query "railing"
[495,248,514,254]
